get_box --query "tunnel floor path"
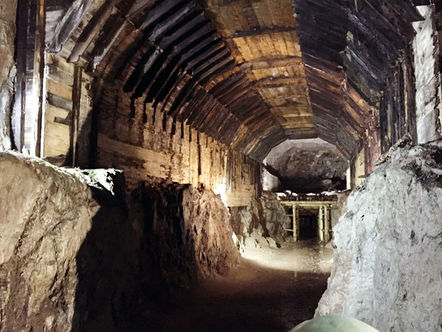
[157,240,333,332]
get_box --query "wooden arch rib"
[47,0,290,161]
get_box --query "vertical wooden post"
[318,206,324,242]
[13,0,45,155]
[324,206,330,242]
[71,65,82,166]
[13,0,30,151]
[35,0,46,157]
[292,203,298,242]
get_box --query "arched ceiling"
[45,0,425,161]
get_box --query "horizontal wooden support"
[281,201,336,207]
[240,56,302,71]
[230,26,296,38]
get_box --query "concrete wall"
[413,5,441,143]
[0,0,17,151]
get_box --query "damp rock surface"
[316,141,442,331]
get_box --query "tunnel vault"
[8,0,440,195]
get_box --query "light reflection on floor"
[241,240,334,273]
[158,240,335,332]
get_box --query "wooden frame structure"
[281,200,335,242]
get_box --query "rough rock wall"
[0,152,100,331]
[330,190,350,228]
[130,180,240,288]
[0,152,144,332]
[231,192,291,248]
[316,141,442,331]
[264,139,347,193]
[0,0,17,151]
[0,152,240,331]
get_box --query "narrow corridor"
[157,241,333,332]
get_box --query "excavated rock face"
[0,152,239,331]
[0,152,100,331]
[316,141,442,331]
[264,139,348,193]
[231,192,292,248]
[0,152,141,332]
[0,0,17,151]
[130,180,240,288]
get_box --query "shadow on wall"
[70,174,154,332]
[71,181,197,332]
[43,108,94,168]
[71,178,239,331]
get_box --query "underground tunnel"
[0,0,441,331]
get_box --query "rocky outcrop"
[231,192,292,248]
[0,0,17,151]
[0,151,101,331]
[330,190,350,228]
[0,152,144,332]
[130,180,240,288]
[0,152,240,331]
[316,141,442,331]
[264,139,348,193]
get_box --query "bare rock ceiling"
[45,0,427,161]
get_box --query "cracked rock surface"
[0,152,240,331]
[0,151,100,331]
[230,192,292,249]
[316,141,442,331]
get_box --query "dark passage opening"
[298,207,318,240]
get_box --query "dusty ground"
[155,240,333,332]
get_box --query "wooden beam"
[230,26,296,38]
[240,56,302,71]
[71,65,82,166]
[35,0,46,157]
[48,0,93,52]
[69,1,117,63]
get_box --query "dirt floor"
[155,240,333,332]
